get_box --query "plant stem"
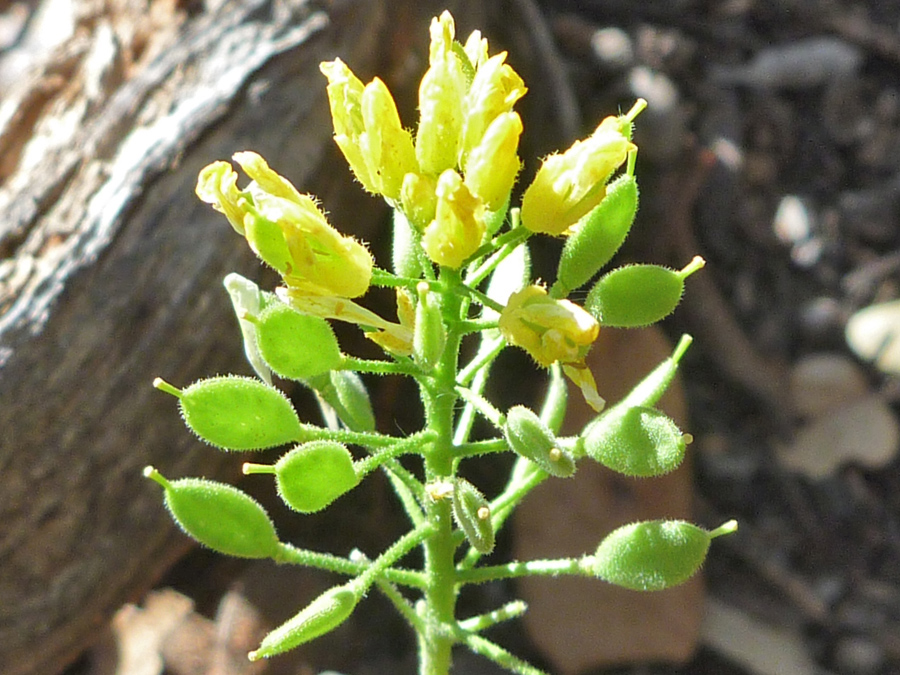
[418,267,467,675]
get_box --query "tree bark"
[0,0,487,672]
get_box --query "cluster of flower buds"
[321,11,526,269]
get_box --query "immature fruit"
[452,478,495,554]
[307,370,376,432]
[583,405,686,477]
[274,441,360,513]
[156,375,303,451]
[144,467,280,559]
[553,174,638,298]
[413,281,446,371]
[504,405,575,477]
[585,257,704,328]
[249,582,361,660]
[255,301,342,380]
[585,264,684,328]
[591,519,711,591]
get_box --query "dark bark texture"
[0,0,495,672]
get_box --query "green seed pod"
[249,582,361,660]
[553,174,638,298]
[619,333,692,412]
[452,478,495,554]
[583,405,687,477]
[307,370,376,432]
[255,301,342,380]
[272,441,360,513]
[539,362,568,434]
[591,520,711,591]
[144,467,280,559]
[223,273,272,385]
[392,208,424,279]
[585,257,705,328]
[155,375,303,451]
[504,405,575,477]
[413,282,446,371]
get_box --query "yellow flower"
[421,169,486,269]
[415,11,468,175]
[196,161,246,235]
[459,51,527,165]
[464,111,522,211]
[197,152,373,298]
[498,285,599,367]
[320,60,417,201]
[520,116,634,235]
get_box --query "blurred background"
[2,0,900,673]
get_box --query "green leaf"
[256,301,342,380]
[145,467,280,559]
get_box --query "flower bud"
[452,478,495,554]
[520,116,633,235]
[413,282,446,371]
[464,111,522,211]
[415,12,468,174]
[254,301,343,380]
[422,169,486,268]
[249,583,361,660]
[585,258,704,328]
[400,172,438,231]
[360,77,418,200]
[320,59,374,193]
[498,285,599,367]
[504,405,575,477]
[460,52,526,164]
[590,520,735,591]
[144,467,280,559]
[154,375,303,451]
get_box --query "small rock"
[779,395,900,479]
[846,300,900,374]
[833,635,886,675]
[590,27,634,71]
[710,36,864,89]
[839,186,900,247]
[790,352,870,418]
[701,599,817,675]
[773,195,812,246]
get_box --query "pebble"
[773,195,812,245]
[709,36,863,90]
[779,395,900,479]
[790,352,870,418]
[628,66,688,162]
[839,186,900,247]
[832,635,886,675]
[590,27,634,71]
[846,299,900,374]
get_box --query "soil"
[62,1,900,674]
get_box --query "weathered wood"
[0,0,487,672]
